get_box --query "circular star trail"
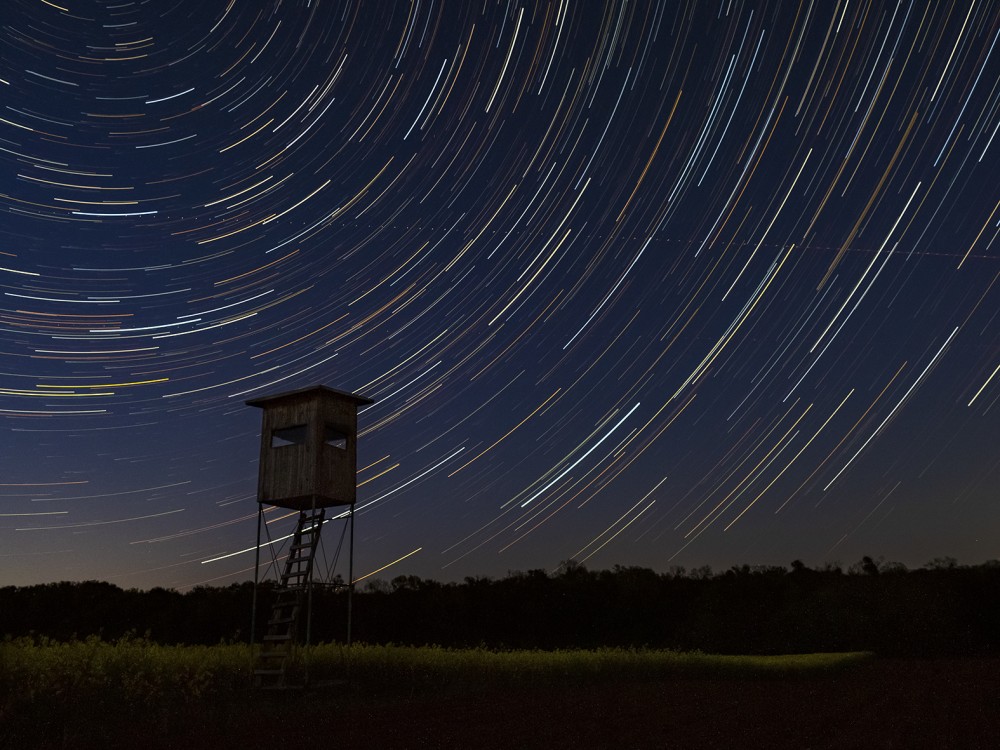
[1,0,998,589]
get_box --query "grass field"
[0,635,872,695]
[6,639,996,749]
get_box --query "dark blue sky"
[2,0,998,590]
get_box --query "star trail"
[1,0,998,589]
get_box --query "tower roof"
[245,384,374,409]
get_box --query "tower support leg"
[250,503,263,654]
[347,502,355,646]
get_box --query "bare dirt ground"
[267,657,1000,750]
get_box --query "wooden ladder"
[254,509,325,689]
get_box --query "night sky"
[2,0,998,591]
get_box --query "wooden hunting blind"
[247,385,374,510]
[246,384,373,688]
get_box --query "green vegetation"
[0,635,872,747]
[1,636,873,697]
[1,635,250,703]
[0,635,250,748]
[2,560,992,747]
[6,559,999,654]
[311,643,873,690]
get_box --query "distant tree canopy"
[2,558,998,656]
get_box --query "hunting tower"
[246,385,373,688]
[248,385,372,510]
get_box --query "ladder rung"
[254,668,285,676]
[280,506,322,589]
[268,616,296,626]
[264,633,293,641]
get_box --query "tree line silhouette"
[2,557,998,655]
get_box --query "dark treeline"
[3,557,999,655]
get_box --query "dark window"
[324,424,348,449]
[271,424,307,447]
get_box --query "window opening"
[271,424,307,447]
[324,424,348,449]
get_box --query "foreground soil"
[243,657,998,750]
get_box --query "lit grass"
[0,636,872,745]
[0,637,873,698]
[0,635,250,702]
[309,643,873,693]
[0,637,872,693]
[0,635,252,745]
